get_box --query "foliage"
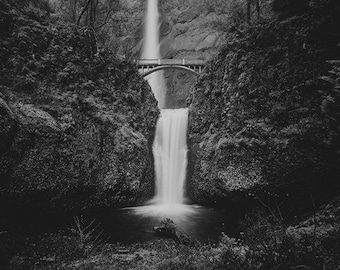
[216,198,340,269]
[0,0,158,137]
[201,0,273,34]
[272,0,311,18]
[2,199,340,269]
[68,216,104,257]
[0,0,158,218]
[51,0,120,27]
[320,64,340,127]
[48,0,122,50]
[187,0,340,207]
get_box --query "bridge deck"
[137,59,205,76]
[137,59,205,67]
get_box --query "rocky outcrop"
[0,2,159,214]
[154,218,194,245]
[186,0,340,209]
[186,129,266,208]
[0,94,158,213]
[0,98,156,212]
[158,1,229,108]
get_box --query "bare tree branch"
[77,0,91,26]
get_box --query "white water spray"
[142,0,166,109]
[153,108,188,205]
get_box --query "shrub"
[68,216,103,257]
[215,202,340,270]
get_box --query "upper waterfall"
[142,0,166,109]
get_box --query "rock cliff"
[0,1,159,214]
[186,0,340,209]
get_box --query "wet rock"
[154,218,193,245]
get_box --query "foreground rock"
[153,218,193,245]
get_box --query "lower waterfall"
[152,108,188,205]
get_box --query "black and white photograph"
[0,0,339,269]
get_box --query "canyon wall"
[186,0,340,209]
[0,1,159,214]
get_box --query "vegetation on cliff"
[187,0,340,209]
[1,0,340,269]
[0,0,159,216]
[185,0,340,268]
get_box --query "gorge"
[0,0,340,269]
[132,0,226,233]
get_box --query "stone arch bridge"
[137,59,205,77]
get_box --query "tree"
[75,0,118,30]
[48,0,120,49]
[247,0,261,24]
[52,0,118,30]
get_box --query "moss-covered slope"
[0,0,159,214]
[187,0,340,209]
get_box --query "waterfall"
[153,109,188,205]
[128,0,233,239]
[142,0,166,109]
[141,0,189,211]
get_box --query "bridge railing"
[137,59,205,66]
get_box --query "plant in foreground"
[68,216,103,257]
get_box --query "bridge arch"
[137,59,205,77]
[141,65,200,77]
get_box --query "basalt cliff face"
[0,1,159,214]
[159,0,229,108]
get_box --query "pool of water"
[96,204,240,244]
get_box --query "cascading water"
[153,108,188,205]
[121,0,237,241]
[142,0,166,109]
[139,0,191,215]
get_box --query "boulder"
[154,218,194,245]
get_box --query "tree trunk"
[71,0,78,23]
[77,0,92,26]
[93,0,99,26]
[247,0,251,25]
[256,0,260,19]
[90,0,93,26]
